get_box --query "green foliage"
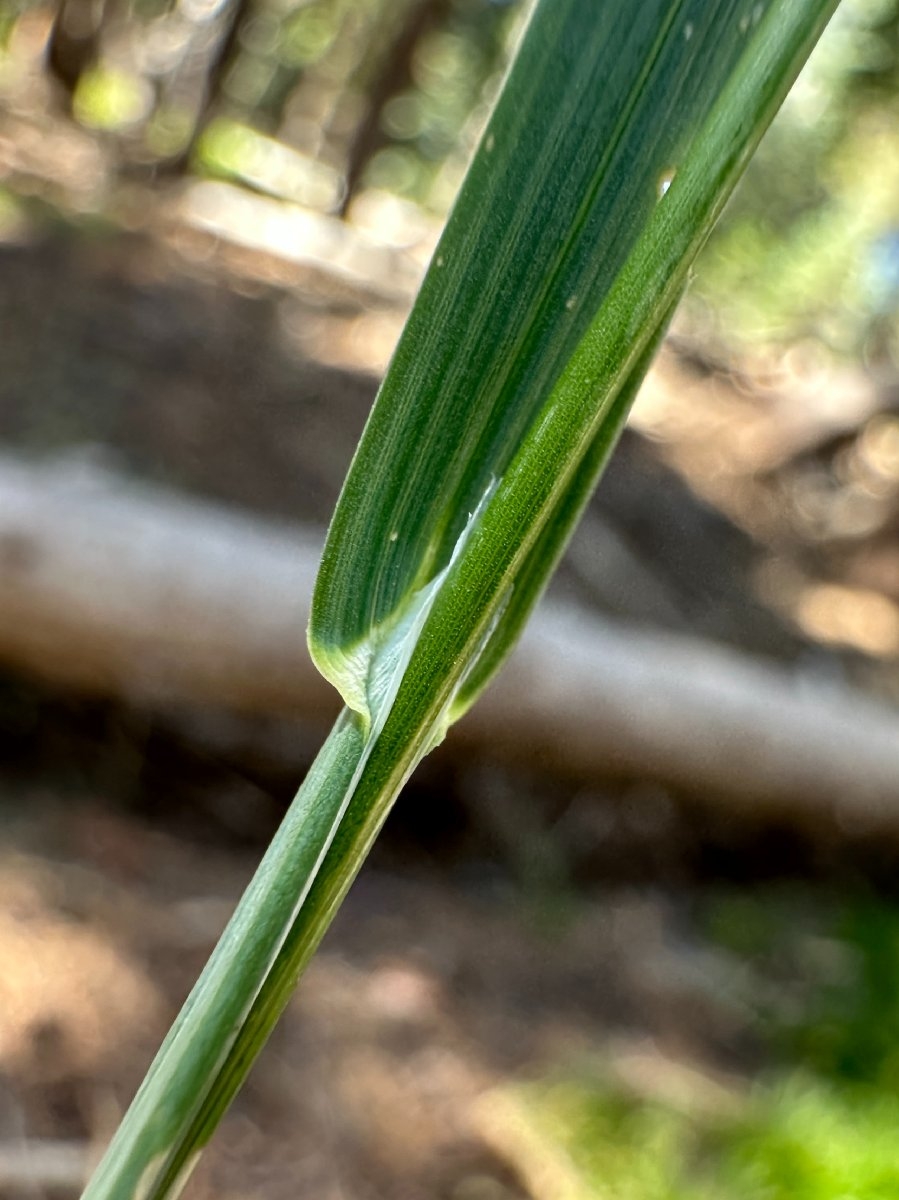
[693,0,899,354]
[508,889,899,1199]
[704,889,899,1087]
[717,1080,899,1198]
[509,1070,899,1200]
[792,901,899,1086]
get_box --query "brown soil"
[0,792,754,1200]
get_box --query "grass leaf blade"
[310,0,838,728]
[80,2,840,1196]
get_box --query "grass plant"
[487,1068,899,1200]
[489,889,899,1200]
[80,2,840,1196]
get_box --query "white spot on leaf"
[657,167,677,198]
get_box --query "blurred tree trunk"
[160,0,256,175]
[338,0,450,216]
[46,0,108,104]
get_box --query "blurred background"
[3,0,899,1196]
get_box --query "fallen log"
[1,453,898,827]
[0,453,326,715]
[0,1139,90,1193]
[472,607,899,830]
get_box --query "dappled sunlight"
[198,119,343,210]
[277,304,405,374]
[176,180,424,301]
[0,853,166,1081]
[795,582,899,657]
